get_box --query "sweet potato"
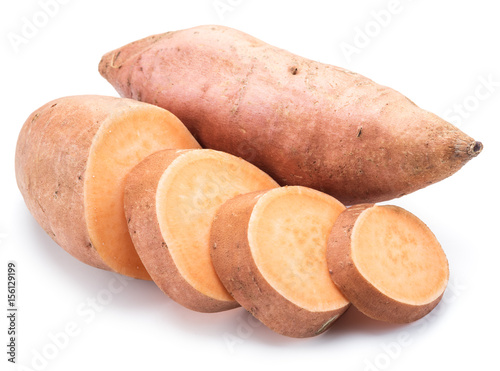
[124,149,279,312]
[210,186,350,337]
[326,204,449,323]
[15,95,200,278]
[99,25,482,205]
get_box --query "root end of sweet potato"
[469,141,483,157]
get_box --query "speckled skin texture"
[326,204,447,323]
[15,95,199,274]
[124,149,239,313]
[99,25,482,205]
[15,96,124,270]
[210,190,350,338]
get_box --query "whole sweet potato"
[99,25,482,204]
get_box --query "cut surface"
[156,150,278,301]
[248,187,348,312]
[85,107,200,279]
[352,205,449,305]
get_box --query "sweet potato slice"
[326,204,449,323]
[124,149,279,312]
[210,186,350,337]
[15,95,200,278]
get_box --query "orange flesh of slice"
[248,187,349,312]
[352,205,449,305]
[85,107,199,279]
[156,150,278,301]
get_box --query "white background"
[1,1,499,370]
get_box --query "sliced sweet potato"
[15,95,200,278]
[326,204,449,323]
[124,149,279,312]
[210,186,350,337]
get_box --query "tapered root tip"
[469,141,483,157]
[99,33,167,80]
[98,53,111,78]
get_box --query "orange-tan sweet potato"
[326,204,449,323]
[99,25,482,205]
[210,186,350,337]
[15,95,200,278]
[124,149,279,312]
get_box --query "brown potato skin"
[99,25,482,205]
[326,204,445,323]
[210,191,349,338]
[16,95,200,274]
[124,149,240,313]
[15,96,124,270]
